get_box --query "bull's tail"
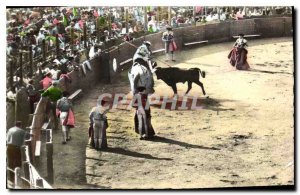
[200,69,206,78]
[192,68,206,78]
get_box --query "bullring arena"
[6,9,294,189]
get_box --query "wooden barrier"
[19,52,23,86]
[184,40,208,46]
[42,39,46,62]
[120,58,133,66]
[232,34,261,38]
[25,138,33,163]
[35,141,41,157]
[9,59,14,92]
[22,161,30,184]
[46,128,53,184]
[68,89,82,101]
[152,48,165,54]
[14,167,22,189]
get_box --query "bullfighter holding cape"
[162,26,177,62]
[228,33,250,70]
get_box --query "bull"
[154,67,206,96]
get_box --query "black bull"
[155,67,206,95]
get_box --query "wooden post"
[193,6,196,25]
[46,142,54,184]
[21,145,29,163]
[42,39,46,62]
[96,17,100,43]
[19,52,23,86]
[25,139,33,163]
[205,6,207,16]
[217,7,220,20]
[125,7,129,33]
[70,27,74,53]
[83,23,89,60]
[9,59,14,92]
[144,6,148,31]
[157,7,160,23]
[108,13,112,36]
[55,34,59,58]
[7,168,12,184]
[168,7,171,26]
[22,161,30,182]
[83,23,87,50]
[36,178,44,188]
[14,167,22,189]
[33,102,38,113]
[46,128,53,184]
[28,46,33,77]
[46,129,52,142]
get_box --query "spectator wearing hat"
[162,26,177,61]
[6,121,30,182]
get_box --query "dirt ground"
[51,37,294,189]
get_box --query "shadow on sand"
[102,147,173,161]
[250,68,292,75]
[151,96,236,112]
[150,136,220,150]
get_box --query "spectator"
[250,8,262,17]
[6,121,30,182]
[26,79,39,114]
[220,9,227,21]
[134,20,144,33]
[147,16,158,32]
[229,10,236,20]
[148,24,154,33]
[171,16,178,28]
[235,8,244,20]
[206,12,214,22]
[185,16,194,25]
[40,72,53,90]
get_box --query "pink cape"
[65,110,75,128]
[169,41,177,52]
[57,109,75,128]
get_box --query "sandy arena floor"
[51,37,294,189]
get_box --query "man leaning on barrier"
[6,121,31,182]
[41,81,63,130]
